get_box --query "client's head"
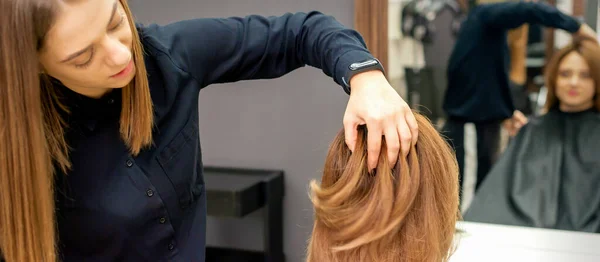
[544,36,600,112]
[307,112,460,262]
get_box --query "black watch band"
[341,58,385,93]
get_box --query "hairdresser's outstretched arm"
[480,1,591,36]
[146,12,417,169]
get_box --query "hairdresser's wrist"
[349,70,387,93]
[574,23,597,41]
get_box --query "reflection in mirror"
[389,0,600,233]
[386,0,600,259]
[464,37,600,233]
[395,0,465,123]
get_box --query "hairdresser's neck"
[68,86,114,99]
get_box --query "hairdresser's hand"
[575,24,597,42]
[502,110,528,137]
[343,70,418,171]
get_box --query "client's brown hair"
[544,36,600,112]
[307,112,460,262]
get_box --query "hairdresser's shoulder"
[136,18,235,60]
[135,18,241,82]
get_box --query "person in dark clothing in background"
[441,0,596,208]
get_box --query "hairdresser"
[441,0,596,197]
[0,0,418,261]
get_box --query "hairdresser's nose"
[104,38,131,67]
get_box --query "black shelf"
[204,166,285,262]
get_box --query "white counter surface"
[450,221,600,262]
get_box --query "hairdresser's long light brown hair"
[544,36,600,112]
[0,0,153,261]
[307,112,460,262]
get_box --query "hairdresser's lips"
[110,60,134,78]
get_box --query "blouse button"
[168,242,175,250]
[146,189,154,197]
[159,217,166,224]
[125,159,134,167]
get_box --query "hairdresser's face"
[555,52,596,112]
[38,0,134,98]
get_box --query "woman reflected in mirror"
[464,36,600,232]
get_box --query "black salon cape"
[464,108,600,233]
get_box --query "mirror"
[388,0,600,236]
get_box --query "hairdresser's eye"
[109,13,125,31]
[74,48,95,69]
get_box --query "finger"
[502,119,510,130]
[366,122,383,171]
[515,120,524,129]
[405,110,419,147]
[343,117,359,152]
[384,124,400,168]
[512,121,522,136]
[397,114,413,157]
[514,110,528,125]
[509,122,517,136]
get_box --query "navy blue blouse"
[53,12,375,261]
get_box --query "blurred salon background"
[129,0,600,261]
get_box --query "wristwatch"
[341,58,385,93]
